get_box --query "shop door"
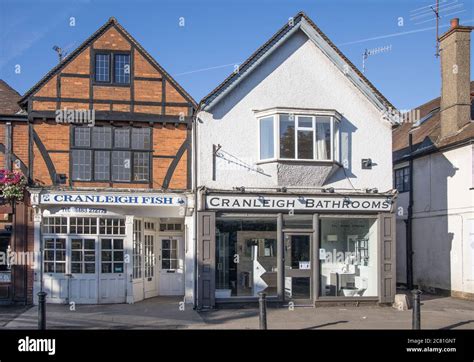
[158,236,184,296]
[144,233,158,298]
[69,237,99,304]
[284,233,313,305]
[99,238,126,303]
[43,237,68,303]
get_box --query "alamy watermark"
[55,108,95,126]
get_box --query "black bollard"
[37,291,47,330]
[258,292,267,330]
[411,289,422,330]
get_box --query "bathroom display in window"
[319,218,378,297]
[215,217,278,298]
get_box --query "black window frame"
[93,50,132,86]
[71,125,152,184]
[394,166,410,193]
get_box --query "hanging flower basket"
[0,170,27,202]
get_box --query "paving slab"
[2,295,473,330]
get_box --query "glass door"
[284,233,313,305]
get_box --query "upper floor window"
[71,126,151,183]
[94,52,130,84]
[258,111,340,162]
[394,166,410,193]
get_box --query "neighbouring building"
[194,12,397,309]
[17,17,196,304]
[393,18,474,300]
[0,80,30,305]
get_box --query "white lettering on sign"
[40,193,186,207]
[206,195,393,212]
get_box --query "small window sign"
[299,261,310,270]
[0,272,11,282]
[319,248,326,260]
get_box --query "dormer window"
[94,52,131,85]
[257,109,340,162]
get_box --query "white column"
[184,192,195,305]
[32,206,42,305]
[125,215,134,304]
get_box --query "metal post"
[258,292,267,330]
[37,291,47,330]
[412,289,422,330]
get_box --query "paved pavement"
[0,305,31,327]
[2,295,473,329]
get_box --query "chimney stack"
[439,18,472,139]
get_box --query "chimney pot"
[450,18,459,29]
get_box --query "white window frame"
[256,108,341,163]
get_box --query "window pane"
[298,116,313,128]
[131,128,151,150]
[114,128,130,148]
[215,217,278,297]
[297,130,314,159]
[333,121,340,162]
[320,218,378,297]
[280,114,295,159]
[94,151,110,181]
[112,151,131,181]
[92,127,112,148]
[259,117,274,160]
[95,54,110,82]
[315,116,331,160]
[114,54,130,84]
[72,150,92,181]
[74,127,90,147]
[133,152,149,181]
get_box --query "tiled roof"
[392,81,474,163]
[0,80,22,115]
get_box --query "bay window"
[258,110,340,162]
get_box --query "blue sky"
[0,0,473,110]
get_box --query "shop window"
[133,219,143,279]
[215,217,278,298]
[70,217,97,234]
[44,238,66,273]
[319,218,378,297]
[71,238,96,274]
[99,218,125,235]
[42,217,67,234]
[0,236,11,282]
[161,238,178,270]
[258,112,340,162]
[144,221,155,231]
[101,238,124,273]
[159,223,183,232]
[72,126,151,182]
[283,214,313,229]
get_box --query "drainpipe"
[406,133,414,290]
[192,109,199,309]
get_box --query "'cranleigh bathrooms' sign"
[206,194,393,212]
[40,192,186,207]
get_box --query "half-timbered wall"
[23,19,194,189]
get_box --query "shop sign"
[206,194,393,212]
[40,192,186,207]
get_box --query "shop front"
[31,190,193,305]
[197,191,397,308]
